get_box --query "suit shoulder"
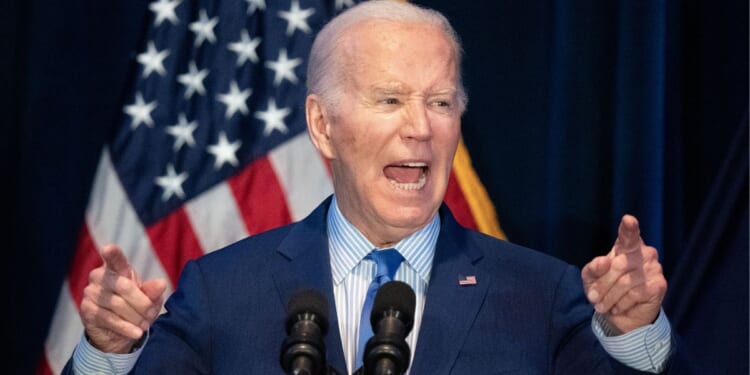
[194,222,295,268]
[466,230,575,275]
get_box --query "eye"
[382,97,400,105]
[430,99,454,113]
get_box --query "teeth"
[388,172,427,190]
[401,162,427,167]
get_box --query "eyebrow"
[369,83,457,96]
[370,82,409,94]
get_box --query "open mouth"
[384,162,428,190]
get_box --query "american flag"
[38,0,503,373]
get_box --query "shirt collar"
[327,195,439,285]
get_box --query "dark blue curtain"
[5,0,747,374]
[418,1,748,374]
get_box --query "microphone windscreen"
[286,288,329,333]
[370,280,416,331]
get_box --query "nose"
[402,100,432,141]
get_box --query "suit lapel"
[271,197,348,374]
[409,207,490,374]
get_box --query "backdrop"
[5,0,747,374]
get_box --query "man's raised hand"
[79,244,167,353]
[581,215,667,334]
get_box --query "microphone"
[280,288,329,375]
[362,281,416,375]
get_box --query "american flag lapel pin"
[458,275,477,286]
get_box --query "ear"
[305,94,336,159]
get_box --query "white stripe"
[269,132,333,221]
[185,181,249,253]
[44,282,84,375]
[85,148,173,288]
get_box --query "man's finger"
[582,256,610,285]
[101,244,134,278]
[581,256,611,303]
[85,284,152,331]
[614,214,642,255]
[80,298,144,340]
[597,270,646,314]
[142,279,168,302]
[140,279,168,320]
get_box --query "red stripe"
[146,207,205,286]
[67,224,104,307]
[34,355,53,375]
[444,170,478,230]
[229,156,293,234]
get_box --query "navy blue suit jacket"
[65,196,690,374]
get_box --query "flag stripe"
[185,181,249,253]
[268,132,334,221]
[444,170,478,230]
[34,356,53,375]
[146,207,206,286]
[228,155,293,235]
[44,283,84,375]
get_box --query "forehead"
[344,19,453,58]
[340,20,458,85]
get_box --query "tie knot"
[368,248,403,284]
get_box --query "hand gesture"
[79,244,167,353]
[581,215,667,334]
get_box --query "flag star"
[207,131,242,169]
[264,48,302,86]
[228,30,261,66]
[124,92,157,129]
[245,0,266,15]
[255,98,290,136]
[189,10,218,47]
[149,0,181,26]
[217,80,252,119]
[165,114,198,152]
[154,163,188,201]
[278,0,315,36]
[137,41,170,78]
[177,61,209,99]
[335,0,355,10]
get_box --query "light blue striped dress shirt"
[327,196,438,375]
[72,196,672,374]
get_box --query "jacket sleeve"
[550,265,690,375]
[132,260,212,374]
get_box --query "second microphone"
[359,280,416,375]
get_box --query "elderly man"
[64,1,689,374]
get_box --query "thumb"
[141,278,168,301]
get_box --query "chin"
[386,201,439,229]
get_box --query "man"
[65,1,690,373]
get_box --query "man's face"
[307,20,462,247]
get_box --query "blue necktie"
[356,248,404,370]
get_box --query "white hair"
[306,0,468,113]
